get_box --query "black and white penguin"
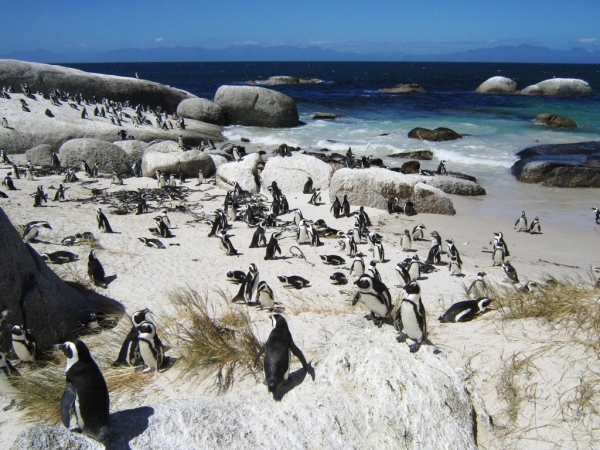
[22,220,52,243]
[395,281,427,353]
[96,208,114,233]
[41,251,79,264]
[278,275,310,289]
[438,298,494,323]
[320,254,346,265]
[264,232,282,260]
[226,270,247,284]
[308,188,321,205]
[592,207,600,224]
[467,271,488,299]
[303,177,313,194]
[11,325,37,363]
[0,350,20,393]
[492,245,505,266]
[32,185,48,207]
[81,160,92,177]
[342,195,351,217]
[395,261,411,286]
[358,206,371,227]
[305,221,322,247]
[330,272,348,285]
[366,260,382,282]
[353,274,393,327]
[412,223,426,240]
[437,160,447,175]
[137,322,164,372]
[387,196,398,214]
[296,219,309,245]
[138,237,166,249]
[514,211,528,232]
[445,239,462,265]
[2,173,15,191]
[87,250,107,288]
[330,196,341,218]
[502,261,519,284]
[404,201,416,216]
[408,255,421,281]
[245,263,260,302]
[492,232,510,257]
[256,281,275,310]
[425,232,441,265]
[254,314,312,400]
[349,252,365,278]
[217,229,238,256]
[152,216,173,238]
[528,216,541,234]
[113,308,153,367]
[60,339,110,443]
[373,241,385,263]
[448,255,462,276]
[53,184,68,202]
[11,164,20,179]
[400,229,412,251]
[249,221,267,248]
[112,172,123,186]
[345,147,355,168]
[293,209,303,226]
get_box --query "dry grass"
[162,287,262,394]
[285,290,354,315]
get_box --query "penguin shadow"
[435,261,448,267]
[451,273,467,278]
[404,249,418,253]
[416,276,429,281]
[272,365,316,401]
[107,406,154,449]
[103,274,118,287]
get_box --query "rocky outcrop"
[0,208,119,353]
[408,127,462,142]
[246,76,324,85]
[176,98,225,126]
[216,153,262,193]
[260,153,333,194]
[142,143,215,178]
[401,161,420,174]
[411,174,486,196]
[24,144,54,166]
[533,113,577,129]
[112,140,149,162]
[0,59,195,111]
[518,78,593,96]
[58,138,132,173]
[329,168,456,215]
[311,112,345,120]
[475,76,518,94]
[214,85,300,128]
[389,150,433,160]
[379,84,425,93]
[12,319,478,449]
[511,141,600,187]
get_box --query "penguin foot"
[365,313,374,321]
[373,318,383,328]
[396,333,408,343]
[408,342,422,353]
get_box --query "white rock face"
[214,85,300,128]
[260,153,333,194]
[11,320,478,449]
[176,98,225,125]
[475,76,518,94]
[112,140,149,162]
[142,147,215,178]
[58,138,132,173]
[518,78,593,96]
[215,153,262,193]
[329,168,456,215]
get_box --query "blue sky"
[1,0,599,55]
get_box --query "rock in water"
[475,76,518,94]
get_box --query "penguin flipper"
[114,327,137,366]
[290,341,312,377]
[254,344,267,367]
[61,382,77,428]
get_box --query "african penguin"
[502,261,519,284]
[353,274,393,327]
[395,281,427,353]
[528,216,541,234]
[349,253,365,278]
[87,250,107,288]
[11,325,37,363]
[137,322,164,372]
[96,208,114,233]
[256,281,275,310]
[514,211,528,232]
[467,271,488,299]
[278,275,310,289]
[400,230,412,251]
[438,298,494,323]
[412,223,426,240]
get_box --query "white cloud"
[577,38,599,45]
[155,38,164,42]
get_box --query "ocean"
[64,61,600,228]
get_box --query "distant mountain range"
[2,44,600,64]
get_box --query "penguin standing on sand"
[11,325,37,363]
[0,350,20,393]
[366,260,382,282]
[53,184,67,202]
[349,252,365,278]
[114,309,152,367]
[528,216,541,234]
[353,274,393,327]
[308,188,321,205]
[245,263,260,302]
[592,207,600,224]
[408,255,421,281]
[2,173,15,190]
[264,232,282,260]
[22,220,52,243]
[330,196,341,218]
[395,281,427,353]
[32,185,48,207]
[303,177,313,194]
[412,223,426,240]
[514,211,528,232]
[387,197,398,214]
[217,229,238,256]
[395,261,411,286]
[449,256,462,276]
[249,222,267,248]
[342,195,350,217]
[502,261,519,284]
[492,232,509,257]
[467,271,488,299]
[400,230,412,251]
[373,240,385,263]
[256,281,275,310]
[425,232,442,265]
[439,298,494,323]
[445,239,462,265]
[137,322,164,372]
[254,314,312,400]
[60,340,110,444]
[96,208,114,233]
[87,250,107,288]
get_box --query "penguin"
[342,195,351,217]
[448,255,462,276]
[138,237,166,249]
[296,219,309,245]
[51,152,61,167]
[395,281,427,353]
[353,274,393,327]
[330,196,341,218]
[408,255,421,281]
[492,245,505,266]
[96,208,114,233]
[358,206,371,227]
[592,207,600,224]
[366,260,382,282]
[412,223,426,240]
[256,281,275,310]
[492,232,510,257]
[32,185,48,207]
[329,272,348,285]
[404,201,416,216]
[445,239,462,265]
[400,229,412,251]
[308,188,321,205]
[112,172,123,186]
[41,251,79,264]
[25,165,33,181]
[254,314,312,400]
[217,229,238,256]
[245,263,260,302]
[528,216,541,234]
[439,298,494,323]
[0,350,20,393]
[306,221,322,247]
[278,275,310,289]
[53,184,68,202]
[514,211,528,232]
[226,270,247,284]
[395,261,411,286]
[437,160,447,175]
[87,250,107,288]
[373,241,385,263]
[158,172,167,188]
[81,160,92,177]
[425,233,441,265]
[11,164,20,179]
[249,222,267,248]
[293,209,303,226]
[349,253,365,278]
[137,322,164,372]
[11,325,37,363]
[279,194,289,215]
[467,271,488,299]
[303,177,313,194]
[345,147,354,168]
[114,308,153,367]
[366,231,381,251]
[2,174,15,190]
[351,225,361,245]
[226,202,237,222]
[154,216,173,238]
[1,117,8,128]
[320,254,346,265]
[22,220,52,243]
[387,197,398,214]
[264,232,282,260]
[60,340,110,443]
[502,261,519,284]
[344,233,357,257]
[45,108,54,117]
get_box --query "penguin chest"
[493,248,504,265]
[361,292,389,318]
[408,263,420,281]
[400,300,424,341]
[139,340,160,370]
[454,307,475,322]
[12,340,34,362]
[350,261,364,277]
[401,236,411,250]
[259,290,274,308]
[218,238,229,254]
[74,394,85,430]
[297,227,307,244]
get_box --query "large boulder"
[142,144,215,178]
[475,76,518,94]
[0,59,195,111]
[389,150,433,160]
[0,207,117,353]
[12,319,478,449]
[176,98,225,126]
[533,113,577,129]
[518,78,593,96]
[58,138,132,173]
[216,153,262,193]
[379,84,425,93]
[24,144,54,166]
[246,76,324,85]
[260,153,333,194]
[214,85,300,128]
[112,140,149,162]
[408,174,486,196]
[329,168,456,215]
[511,141,600,187]
[408,127,462,142]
